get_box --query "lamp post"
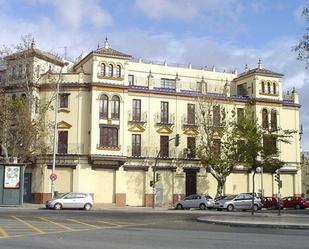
[251,166,262,215]
[152,134,179,209]
[50,63,68,199]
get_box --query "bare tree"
[0,34,66,163]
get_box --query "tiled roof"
[5,48,65,66]
[93,47,131,58]
[236,67,284,79]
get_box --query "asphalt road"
[0,208,308,249]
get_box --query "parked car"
[215,193,263,212]
[46,192,93,210]
[261,197,283,209]
[282,196,309,209]
[175,194,215,210]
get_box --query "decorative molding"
[156,125,173,134]
[183,128,199,136]
[58,108,70,113]
[128,124,145,132]
[57,121,72,129]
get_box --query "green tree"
[294,5,309,68]
[197,96,241,197]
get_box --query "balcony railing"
[128,111,147,124]
[154,113,175,125]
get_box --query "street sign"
[49,173,57,181]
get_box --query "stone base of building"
[115,193,126,206]
[173,194,185,204]
[32,193,50,204]
[145,194,154,207]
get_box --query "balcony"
[127,146,149,158]
[128,111,147,124]
[155,113,175,126]
[181,116,198,129]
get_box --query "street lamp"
[51,63,68,199]
[251,166,262,215]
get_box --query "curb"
[197,216,309,230]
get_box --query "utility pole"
[275,169,282,216]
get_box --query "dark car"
[262,197,283,209]
[282,196,309,209]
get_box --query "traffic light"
[175,134,180,147]
[275,172,280,182]
[156,173,161,182]
[150,180,154,187]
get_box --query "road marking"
[12,216,45,234]
[39,217,75,231]
[97,220,122,227]
[67,219,99,228]
[0,226,8,238]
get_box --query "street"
[0,208,308,249]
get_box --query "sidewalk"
[197,212,309,229]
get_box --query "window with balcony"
[59,93,69,108]
[271,110,277,131]
[111,95,120,119]
[58,130,68,154]
[160,136,169,158]
[187,104,195,125]
[161,101,169,123]
[237,83,247,96]
[161,78,176,89]
[187,137,196,158]
[237,108,244,124]
[99,94,108,119]
[213,105,220,126]
[100,126,118,148]
[132,134,141,157]
[263,135,277,155]
[128,74,134,85]
[132,99,141,121]
[213,139,221,156]
[262,109,269,129]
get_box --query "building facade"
[0,39,302,206]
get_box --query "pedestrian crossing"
[0,216,144,239]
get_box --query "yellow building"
[0,39,302,206]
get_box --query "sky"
[1,0,309,149]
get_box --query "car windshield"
[224,195,237,200]
[58,192,70,198]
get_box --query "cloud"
[27,0,112,29]
[134,0,243,22]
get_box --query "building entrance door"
[23,173,32,203]
[185,170,197,196]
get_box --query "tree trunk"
[215,178,226,198]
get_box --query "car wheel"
[54,203,62,210]
[253,204,259,212]
[295,204,300,209]
[176,204,183,210]
[227,204,234,212]
[84,203,92,211]
[199,203,207,210]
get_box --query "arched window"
[99,63,106,76]
[261,81,265,93]
[99,94,108,119]
[116,65,121,78]
[267,82,271,94]
[108,64,113,77]
[271,110,277,131]
[262,109,269,129]
[111,95,120,119]
[273,82,276,95]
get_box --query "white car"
[175,194,215,210]
[46,192,93,210]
